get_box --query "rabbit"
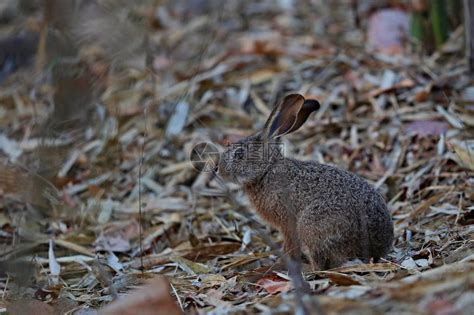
[218,94,394,270]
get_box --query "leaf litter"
[0,1,473,314]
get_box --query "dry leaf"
[257,278,293,294]
[172,256,210,275]
[99,276,182,315]
[7,299,54,315]
[405,120,449,137]
[367,9,409,54]
[316,271,361,286]
[449,140,474,171]
[94,221,140,252]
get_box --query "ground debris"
[0,1,472,314]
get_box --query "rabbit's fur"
[219,94,393,270]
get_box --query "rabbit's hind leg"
[297,207,353,270]
[297,227,331,270]
[306,249,328,271]
[305,244,346,270]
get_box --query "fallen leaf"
[401,257,418,269]
[94,220,140,252]
[48,240,61,284]
[197,288,231,308]
[74,307,99,315]
[257,278,293,294]
[409,193,445,219]
[367,9,409,54]
[449,140,474,171]
[166,101,190,137]
[0,134,22,161]
[415,259,429,268]
[99,276,182,315]
[331,263,399,273]
[199,274,227,289]
[7,299,54,315]
[457,210,474,225]
[366,79,415,98]
[406,120,449,137]
[239,31,284,56]
[132,242,241,269]
[426,299,457,315]
[172,256,210,275]
[315,271,361,286]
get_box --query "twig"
[1,275,9,301]
[170,282,184,312]
[466,0,474,72]
[36,1,50,74]
[137,104,149,271]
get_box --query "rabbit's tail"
[367,203,394,259]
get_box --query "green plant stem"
[430,0,448,47]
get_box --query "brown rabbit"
[218,94,394,270]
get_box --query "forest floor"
[0,1,473,314]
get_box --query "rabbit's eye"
[233,148,244,160]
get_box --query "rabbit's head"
[218,94,320,184]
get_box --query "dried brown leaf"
[99,276,182,315]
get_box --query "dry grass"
[0,1,472,314]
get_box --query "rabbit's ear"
[285,99,320,135]
[263,94,320,139]
[263,94,304,139]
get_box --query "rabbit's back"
[270,159,382,210]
